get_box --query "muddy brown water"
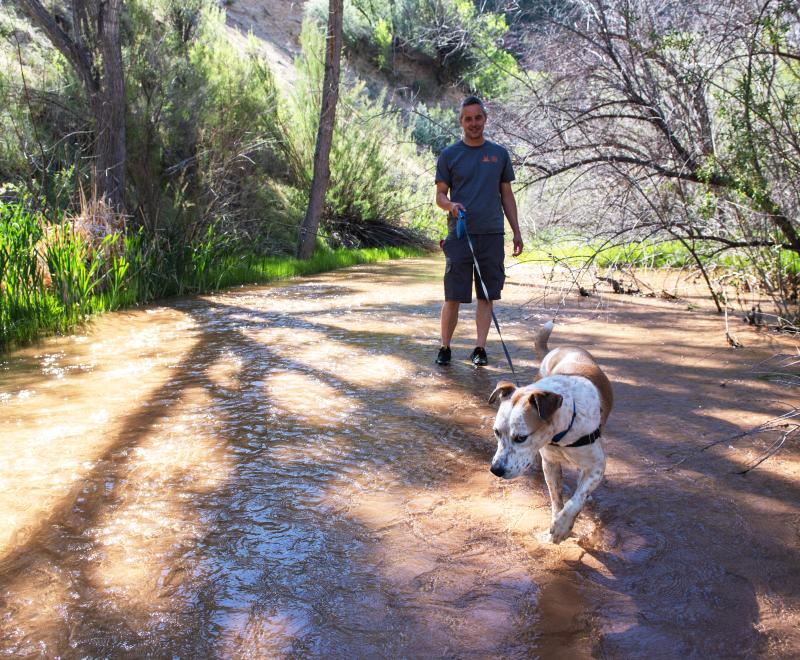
[1,257,799,658]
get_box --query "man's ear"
[488,381,516,404]
[529,391,563,420]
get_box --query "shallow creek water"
[1,257,799,658]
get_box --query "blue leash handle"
[456,212,467,239]
[456,210,518,384]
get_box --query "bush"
[411,102,461,155]
[125,0,295,251]
[307,0,521,97]
[0,14,91,209]
[276,21,436,248]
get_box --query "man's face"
[460,103,486,140]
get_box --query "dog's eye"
[512,434,529,444]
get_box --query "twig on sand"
[699,408,800,453]
[661,407,800,473]
[737,426,799,474]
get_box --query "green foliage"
[0,201,423,350]
[0,25,90,208]
[278,21,436,246]
[125,0,290,250]
[308,0,520,97]
[210,244,425,289]
[411,102,460,155]
[0,3,437,349]
[524,234,800,277]
[373,18,393,71]
[0,201,58,345]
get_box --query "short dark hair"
[460,95,487,116]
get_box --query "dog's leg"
[541,455,564,523]
[548,458,605,544]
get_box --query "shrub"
[307,0,521,97]
[411,102,461,155]
[277,21,436,248]
[124,0,294,251]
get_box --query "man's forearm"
[436,191,453,213]
[502,196,521,236]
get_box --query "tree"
[14,0,126,211]
[508,0,800,249]
[495,0,800,313]
[297,0,344,259]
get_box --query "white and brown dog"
[488,321,613,543]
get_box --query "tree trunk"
[297,0,344,259]
[14,0,126,211]
[92,0,126,211]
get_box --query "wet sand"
[1,256,798,657]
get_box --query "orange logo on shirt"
[482,155,498,163]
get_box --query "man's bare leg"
[476,298,492,348]
[440,300,460,347]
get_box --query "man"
[434,96,523,366]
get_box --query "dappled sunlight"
[265,370,359,428]
[206,351,244,390]
[0,308,199,563]
[89,388,233,615]
[1,558,73,656]
[314,310,439,339]
[1,257,798,655]
[249,323,415,387]
[333,473,560,653]
[218,607,309,658]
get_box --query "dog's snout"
[490,463,506,478]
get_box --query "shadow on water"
[0,259,797,657]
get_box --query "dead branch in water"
[660,405,800,473]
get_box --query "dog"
[488,321,613,544]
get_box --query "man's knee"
[442,300,461,312]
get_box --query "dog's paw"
[549,515,575,544]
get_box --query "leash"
[457,209,518,385]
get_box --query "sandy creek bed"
[1,256,798,658]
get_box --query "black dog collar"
[562,426,602,448]
[550,401,602,447]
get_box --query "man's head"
[459,95,487,143]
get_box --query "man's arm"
[500,182,523,256]
[436,181,465,217]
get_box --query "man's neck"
[462,135,486,147]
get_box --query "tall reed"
[1,201,425,351]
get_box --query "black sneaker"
[470,346,488,366]
[436,346,451,365]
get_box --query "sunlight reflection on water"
[1,259,795,657]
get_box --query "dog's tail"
[534,320,554,360]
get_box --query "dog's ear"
[530,390,563,420]
[489,380,516,404]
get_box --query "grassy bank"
[0,202,427,352]
[522,235,800,273]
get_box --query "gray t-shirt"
[435,139,515,235]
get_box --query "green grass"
[0,201,427,352]
[521,236,800,273]
[212,245,425,289]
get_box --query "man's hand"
[436,181,465,217]
[512,233,524,257]
[449,201,466,217]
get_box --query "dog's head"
[488,380,563,479]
